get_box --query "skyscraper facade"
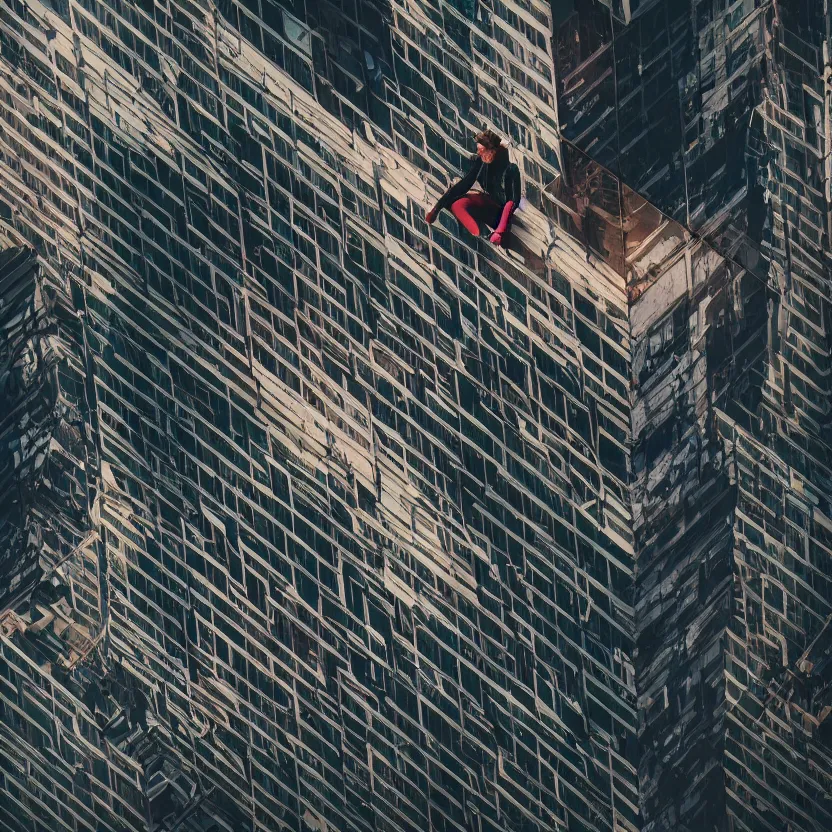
[0,2,830,832]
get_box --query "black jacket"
[435,146,521,212]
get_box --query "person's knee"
[450,198,471,218]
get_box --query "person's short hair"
[475,129,502,151]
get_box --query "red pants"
[450,192,515,237]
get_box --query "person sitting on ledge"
[425,129,521,247]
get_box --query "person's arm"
[427,155,481,222]
[489,201,515,245]
[489,164,521,245]
[504,162,521,206]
